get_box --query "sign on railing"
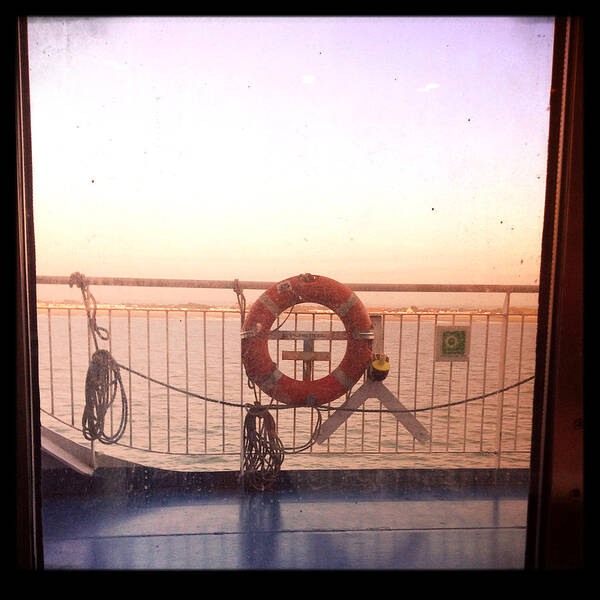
[435,325,471,362]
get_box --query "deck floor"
[42,484,528,570]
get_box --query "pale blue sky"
[28,16,554,307]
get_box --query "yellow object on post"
[368,353,390,381]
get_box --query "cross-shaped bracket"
[272,328,346,381]
[314,315,430,445]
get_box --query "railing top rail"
[36,275,539,295]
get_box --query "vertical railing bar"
[274,313,280,429]
[445,313,455,452]
[326,312,333,454]
[412,314,421,452]
[221,311,225,454]
[495,292,511,468]
[358,312,368,454]
[67,308,74,426]
[513,313,526,451]
[203,311,208,454]
[310,312,315,453]
[328,313,333,373]
[47,307,54,414]
[165,309,170,453]
[146,309,151,450]
[128,309,133,447]
[87,304,94,475]
[292,313,298,449]
[428,313,438,453]
[462,313,473,452]
[377,314,385,453]
[240,305,244,469]
[479,314,491,452]
[108,309,113,436]
[361,317,369,454]
[359,402,365,452]
[395,313,403,452]
[343,312,349,452]
[184,310,189,454]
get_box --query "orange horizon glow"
[28,17,554,308]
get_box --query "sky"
[27,16,555,308]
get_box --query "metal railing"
[36,276,538,471]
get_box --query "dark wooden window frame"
[525,16,584,570]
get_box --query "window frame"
[14,15,584,570]
[525,15,584,569]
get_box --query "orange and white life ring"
[241,274,373,407]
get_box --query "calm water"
[37,309,537,471]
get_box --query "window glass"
[29,16,553,305]
[29,16,554,570]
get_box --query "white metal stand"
[315,315,430,445]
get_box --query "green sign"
[435,325,470,362]
[441,330,467,356]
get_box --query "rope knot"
[69,271,88,290]
[69,271,109,346]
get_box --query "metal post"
[371,315,384,355]
[495,292,511,468]
[90,439,96,470]
[303,338,314,381]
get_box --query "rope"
[322,374,537,414]
[282,406,324,454]
[69,272,109,351]
[232,279,246,326]
[70,272,127,444]
[242,403,285,491]
[116,360,534,415]
[82,349,128,444]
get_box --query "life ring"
[241,274,373,407]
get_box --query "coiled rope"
[242,403,285,491]
[70,272,128,444]
[82,349,128,444]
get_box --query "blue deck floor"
[42,483,528,570]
